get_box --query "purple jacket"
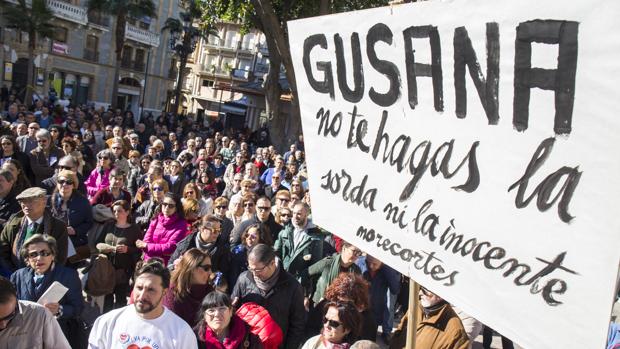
[142,213,187,265]
[84,167,112,198]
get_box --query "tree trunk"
[173,54,187,116]
[263,39,284,151]
[251,0,302,149]
[25,31,35,107]
[111,12,127,110]
[319,0,330,15]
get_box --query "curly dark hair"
[324,273,370,311]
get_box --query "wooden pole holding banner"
[405,280,419,349]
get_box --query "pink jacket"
[142,213,187,265]
[84,167,111,199]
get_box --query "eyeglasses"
[201,226,221,234]
[257,206,270,211]
[347,246,363,257]
[205,306,229,316]
[323,317,342,329]
[248,263,271,273]
[280,213,291,217]
[27,250,52,259]
[162,202,176,208]
[197,264,212,272]
[152,187,164,192]
[57,179,74,186]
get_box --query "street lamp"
[168,11,199,116]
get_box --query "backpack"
[84,254,116,296]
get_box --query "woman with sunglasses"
[275,207,292,227]
[10,234,83,346]
[127,154,152,196]
[307,273,376,342]
[50,169,93,263]
[134,178,169,230]
[95,200,140,310]
[229,223,269,285]
[136,193,187,265]
[226,195,245,228]
[183,182,213,217]
[241,193,257,222]
[85,149,116,199]
[1,159,31,194]
[0,135,31,179]
[302,301,361,349]
[162,248,213,327]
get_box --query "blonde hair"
[57,169,79,189]
[182,198,199,216]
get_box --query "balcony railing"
[5,0,87,25]
[83,49,99,62]
[125,23,160,47]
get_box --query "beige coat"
[0,300,71,349]
[390,303,470,349]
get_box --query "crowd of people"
[0,96,527,349]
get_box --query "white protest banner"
[287,0,620,348]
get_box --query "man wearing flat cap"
[0,187,68,273]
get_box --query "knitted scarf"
[254,259,280,295]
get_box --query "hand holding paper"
[37,281,68,305]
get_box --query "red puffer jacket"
[236,302,283,349]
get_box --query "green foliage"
[87,0,157,21]
[3,0,55,44]
[210,0,389,35]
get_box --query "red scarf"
[202,315,248,349]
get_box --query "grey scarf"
[255,258,280,295]
[195,233,215,252]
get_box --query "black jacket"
[231,263,306,349]
[0,189,19,228]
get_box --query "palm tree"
[3,0,54,107]
[163,0,218,115]
[87,0,156,109]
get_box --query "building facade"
[183,20,276,131]
[0,0,179,117]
